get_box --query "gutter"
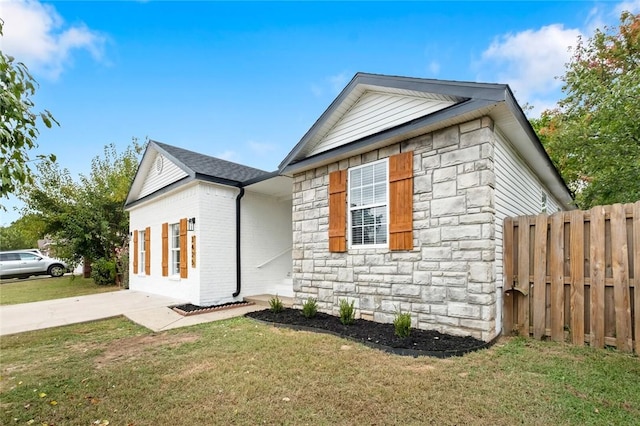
[233,187,245,298]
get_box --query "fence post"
[533,214,548,339]
[590,205,606,348]
[610,204,632,352]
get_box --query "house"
[126,72,573,341]
[124,142,294,305]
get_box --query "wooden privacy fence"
[503,201,640,354]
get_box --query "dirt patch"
[246,308,494,357]
[94,333,199,368]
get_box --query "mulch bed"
[246,308,496,358]
[172,301,253,316]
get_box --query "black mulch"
[246,308,494,358]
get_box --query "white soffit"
[304,87,458,157]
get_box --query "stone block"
[468,262,494,283]
[433,181,457,198]
[433,126,460,149]
[467,186,493,209]
[457,171,480,189]
[334,282,356,293]
[460,127,491,147]
[423,286,446,303]
[459,119,481,133]
[422,154,440,169]
[370,265,397,275]
[447,287,468,302]
[392,284,421,297]
[441,146,480,167]
[433,166,457,183]
[431,195,466,217]
[414,174,432,194]
[441,224,482,240]
[421,246,452,261]
[418,228,441,245]
[337,268,353,282]
[448,302,481,319]
[379,144,400,158]
[412,270,431,284]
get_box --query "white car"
[0,250,68,279]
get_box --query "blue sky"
[2,0,639,225]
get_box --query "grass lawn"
[1,317,638,425]
[0,276,120,305]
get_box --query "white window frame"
[139,230,146,275]
[347,158,389,249]
[170,223,180,276]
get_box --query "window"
[139,230,146,274]
[348,159,388,247]
[541,191,548,213]
[170,223,180,275]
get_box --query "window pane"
[361,185,374,205]
[376,224,387,244]
[363,225,375,244]
[374,183,386,204]
[350,188,361,207]
[350,168,361,187]
[352,210,363,226]
[363,208,375,225]
[374,162,386,181]
[362,165,373,186]
[351,226,363,245]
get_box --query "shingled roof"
[152,140,270,184]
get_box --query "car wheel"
[48,265,65,277]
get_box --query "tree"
[533,12,640,208]
[0,214,46,250]
[21,140,143,271]
[0,19,57,206]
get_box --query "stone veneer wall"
[291,117,497,340]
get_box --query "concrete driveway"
[0,290,267,336]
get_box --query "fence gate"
[502,201,639,354]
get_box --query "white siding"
[493,129,564,333]
[240,191,293,297]
[308,91,455,156]
[139,153,188,199]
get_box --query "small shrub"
[339,299,355,325]
[269,295,284,313]
[90,258,116,286]
[302,297,317,318]
[393,310,412,338]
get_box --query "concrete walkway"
[0,290,267,336]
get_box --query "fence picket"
[570,210,585,345]
[533,214,548,339]
[503,218,515,334]
[517,216,530,335]
[610,204,632,352]
[634,201,640,354]
[550,213,565,342]
[589,205,606,348]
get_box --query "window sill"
[168,275,181,282]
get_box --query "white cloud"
[0,0,106,79]
[216,150,237,161]
[478,24,582,112]
[427,60,441,76]
[310,71,352,98]
[248,141,276,156]
[615,0,640,14]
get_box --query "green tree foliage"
[0,214,46,250]
[533,12,640,208]
[21,140,143,268]
[0,20,57,206]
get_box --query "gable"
[307,90,456,157]
[138,152,189,199]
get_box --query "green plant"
[302,297,318,318]
[269,294,284,313]
[339,299,355,325]
[90,257,116,285]
[393,309,412,338]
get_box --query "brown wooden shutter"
[179,218,188,278]
[144,226,151,275]
[389,151,414,251]
[132,230,138,274]
[162,223,168,276]
[328,170,347,252]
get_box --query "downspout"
[233,187,245,298]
